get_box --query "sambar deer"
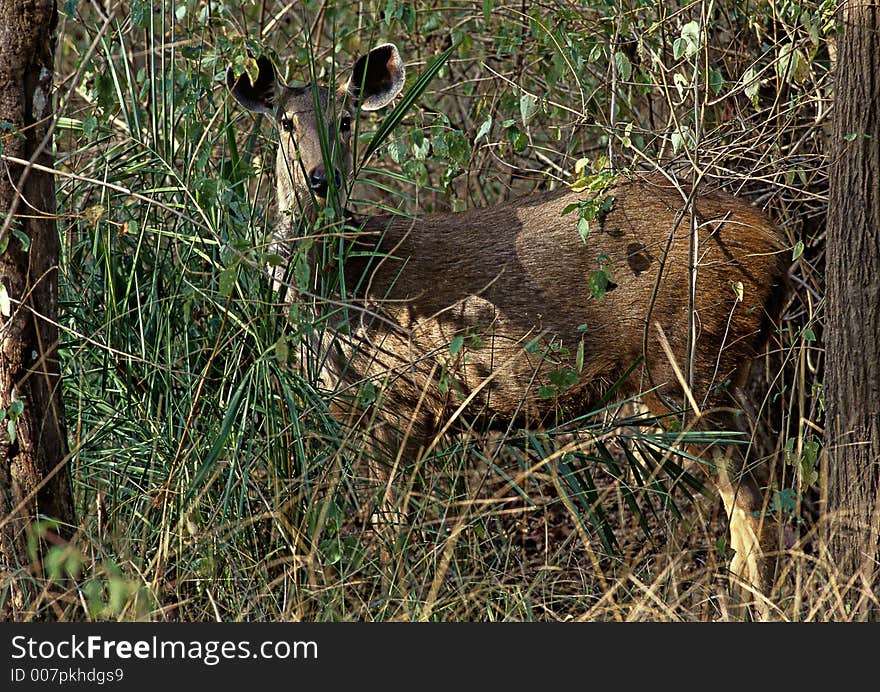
[227,44,788,600]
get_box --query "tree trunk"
[825,0,880,617]
[0,0,73,619]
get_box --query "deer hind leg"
[709,441,775,614]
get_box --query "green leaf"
[12,229,29,252]
[243,57,261,90]
[45,546,82,580]
[577,216,590,242]
[620,121,633,148]
[776,42,810,84]
[7,419,15,446]
[275,335,289,366]
[130,0,150,28]
[507,126,527,153]
[387,139,407,164]
[82,115,98,139]
[82,578,103,616]
[538,385,556,399]
[450,334,464,356]
[94,73,116,111]
[708,68,724,95]
[108,576,131,615]
[411,129,430,160]
[548,367,578,391]
[792,240,804,260]
[218,266,237,297]
[45,546,66,579]
[358,382,379,407]
[670,126,693,155]
[474,115,492,143]
[742,66,761,101]
[384,0,396,24]
[519,92,538,125]
[802,328,816,342]
[9,400,24,419]
[680,20,701,57]
[770,488,798,514]
[800,440,820,489]
[673,37,685,61]
[180,46,202,60]
[62,0,78,18]
[804,439,820,465]
[589,269,609,300]
[614,51,632,82]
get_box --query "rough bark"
[0,0,73,619]
[825,0,880,616]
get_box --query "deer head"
[227,44,405,230]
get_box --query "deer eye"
[280,115,294,133]
[339,113,352,133]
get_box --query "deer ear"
[345,44,405,111]
[226,55,277,114]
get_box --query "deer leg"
[709,442,775,617]
[366,410,434,595]
[369,419,407,534]
[364,419,405,594]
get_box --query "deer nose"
[308,167,343,198]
